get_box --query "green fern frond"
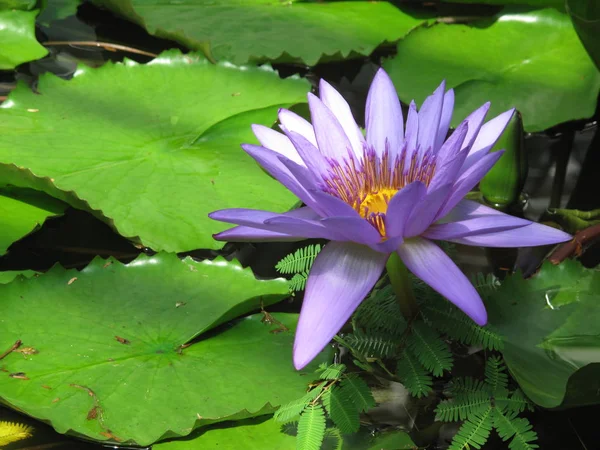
[485,356,508,395]
[448,376,487,396]
[288,272,309,292]
[340,374,376,412]
[318,363,346,380]
[493,410,539,450]
[396,349,433,398]
[421,300,504,350]
[406,321,453,376]
[448,406,494,450]
[471,272,500,297]
[297,404,326,450]
[276,244,322,274]
[494,388,531,414]
[435,391,491,422]
[323,427,344,450]
[322,386,360,434]
[353,284,407,336]
[344,330,398,359]
[274,383,325,423]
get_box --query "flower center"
[321,144,437,238]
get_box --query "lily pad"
[567,0,600,71]
[0,270,37,284]
[0,253,328,445]
[91,0,427,65]
[384,8,600,132]
[0,51,306,252]
[0,9,48,70]
[38,0,83,24]
[487,260,600,408]
[154,416,296,449]
[0,186,67,255]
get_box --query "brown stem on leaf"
[42,41,158,58]
[548,223,600,265]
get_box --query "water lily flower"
[209,69,571,370]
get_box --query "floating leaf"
[0,253,330,445]
[0,51,307,252]
[567,0,600,71]
[0,186,67,255]
[91,0,428,65]
[384,8,600,132]
[153,416,297,449]
[0,9,48,69]
[487,260,600,408]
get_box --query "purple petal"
[446,222,572,247]
[278,109,317,147]
[366,69,404,158]
[210,208,341,241]
[417,81,445,155]
[284,130,328,178]
[428,122,469,192]
[320,216,382,246]
[404,101,419,161]
[385,181,427,238]
[462,109,515,172]
[404,184,452,238]
[397,237,487,325]
[320,79,365,160]
[436,151,504,220]
[308,93,354,161]
[423,215,530,240]
[307,188,363,218]
[294,242,388,369]
[242,144,329,217]
[251,125,304,166]
[443,199,506,222]
[460,102,490,151]
[435,89,454,152]
[214,227,301,242]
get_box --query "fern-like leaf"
[471,272,500,297]
[485,356,508,395]
[289,272,309,292]
[448,406,494,450]
[396,349,433,398]
[421,300,504,351]
[322,386,360,434]
[406,321,453,376]
[318,363,346,380]
[340,374,376,412]
[344,330,398,359]
[353,285,407,335]
[448,376,487,396]
[276,244,322,274]
[274,383,325,423]
[435,391,491,422]
[493,410,539,450]
[297,404,326,450]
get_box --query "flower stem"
[386,253,418,320]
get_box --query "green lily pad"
[0,186,67,255]
[91,0,427,65]
[0,270,37,284]
[0,253,328,445]
[441,0,563,8]
[38,0,82,23]
[567,0,600,71]
[384,8,600,132]
[0,9,48,70]
[154,417,417,449]
[0,51,306,252]
[0,0,37,9]
[154,416,296,449]
[487,260,600,408]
